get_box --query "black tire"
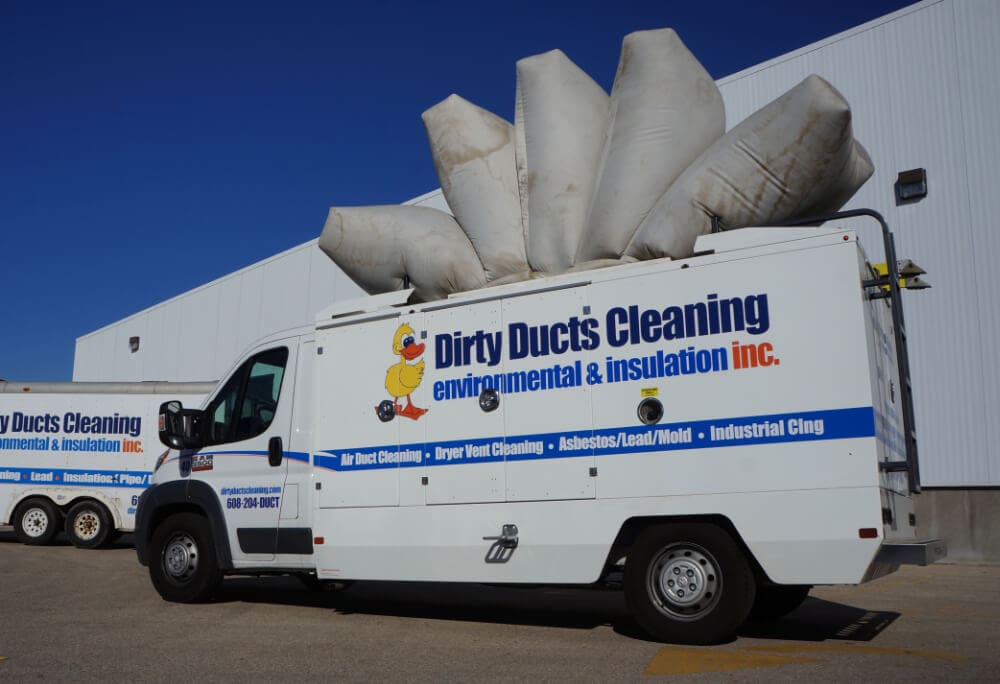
[13,497,61,545]
[749,584,811,620]
[624,523,755,644]
[149,513,222,603]
[64,500,113,549]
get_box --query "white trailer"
[136,213,944,643]
[1,382,211,548]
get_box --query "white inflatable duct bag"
[319,205,487,303]
[579,28,724,261]
[514,49,609,272]
[626,75,874,260]
[422,95,527,281]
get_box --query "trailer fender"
[3,487,122,528]
[60,489,126,530]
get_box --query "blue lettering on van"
[606,294,769,347]
[432,293,770,370]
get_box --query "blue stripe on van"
[0,467,151,488]
[314,406,875,472]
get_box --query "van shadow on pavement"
[217,575,897,644]
[0,527,899,645]
[740,597,900,642]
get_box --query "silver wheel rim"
[22,507,50,538]
[163,532,199,582]
[72,510,101,541]
[647,542,722,621]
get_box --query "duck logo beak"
[401,341,425,360]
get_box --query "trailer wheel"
[64,500,113,549]
[625,523,755,644]
[13,497,61,545]
[149,513,222,603]
[749,584,811,620]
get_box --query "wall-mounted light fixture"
[895,168,927,203]
[129,336,140,353]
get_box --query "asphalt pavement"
[1,528,996,681]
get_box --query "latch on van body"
[483,524,519,563]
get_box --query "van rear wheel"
[65,500,113,549]
[149,513,222,603]
[625,523,755,644]
[13,498,61,545]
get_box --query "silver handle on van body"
[482,523,519,548]
[483,524,519,564]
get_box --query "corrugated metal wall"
[73,191,449,383]
[715,0,999,486]
[74,0,999,486]
[72,240,361,382]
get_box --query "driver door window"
[206,347,289,445]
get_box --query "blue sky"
[1,0,914,380]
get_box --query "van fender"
[134,479,232,570]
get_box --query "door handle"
[482,524,518,549]
[268,436,283,467]
[483,524,518,564]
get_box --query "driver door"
[197,344,294,563]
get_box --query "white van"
[1,382,210,548]
[135,216,944,643]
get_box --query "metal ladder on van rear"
[771,209,922,493]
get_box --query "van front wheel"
[625,523,755,644]
[149,513,222,603]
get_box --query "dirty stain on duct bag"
[626,75,874,260]
[578,28,725,262]
[318,205,487,303]
[514,49,609,273]
[422,95,528,282]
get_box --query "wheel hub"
[23,508,49,537]
[658,556,710,606]
[73,512,100,540]
[164,533,198,580]
[648,543,721,620]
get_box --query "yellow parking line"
[645,641,969,675]
[744,644,968,661]
[645,646,820,674]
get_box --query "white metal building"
[73,189,447,387]
[75,0,999,511]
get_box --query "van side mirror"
[158,400,205,450]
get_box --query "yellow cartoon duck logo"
[376,323,428,421]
